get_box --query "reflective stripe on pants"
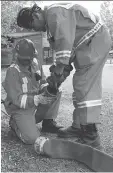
[72,26,111,126]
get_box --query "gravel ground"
[1,64,113,172]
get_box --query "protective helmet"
[15,38,36,57]
[17,7,33,29]
[17,4,41,29]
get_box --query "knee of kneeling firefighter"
[17,130,40,145]
[22,134,40,145]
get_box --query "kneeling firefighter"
[2,38,64,144]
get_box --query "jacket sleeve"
[47,8,76,65]
[3,67,35,109]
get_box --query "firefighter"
[16,3,112,148]
[2,38,62,144]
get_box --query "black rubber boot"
[80,124,101,149]
[42,119,63,133]
[57,126,81,138]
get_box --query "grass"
[1,64,113,172]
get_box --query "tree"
[1,1,26,35]
[1,1,43,45]
[100,1,113,40]
[1,1,43,35]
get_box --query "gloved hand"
[34,93,52,106]
[48,63,73,89]
[40,78,47,85]
[34,72,42,81]
[40,83,48,90]
[62,64,73,79]
[49,63,73,76]
[49,63,65,75]
[46,73,64,89]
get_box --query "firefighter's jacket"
[2,58,44,111]
[44,3,100,65]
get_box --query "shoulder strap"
[69,21,103,64]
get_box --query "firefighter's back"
[46,3,99,43]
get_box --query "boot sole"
[41,129,62,134]
[58,133,80,138]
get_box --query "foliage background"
[100,1,113,42]
[1,1,43,45]
[1,1,24,35]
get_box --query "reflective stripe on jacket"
[2,58,41,109]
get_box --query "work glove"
[40,83,48,90]
[34,72,42,81]
[49,63,73,76]
[49,63,65,75]
[40,78,47,85]
[46,73,64,89]
[48,63,73,89]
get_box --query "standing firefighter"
[2,38,62,144]
[17,3,112,148]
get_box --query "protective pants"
[72,26,111,127]
[5,92,61,144]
